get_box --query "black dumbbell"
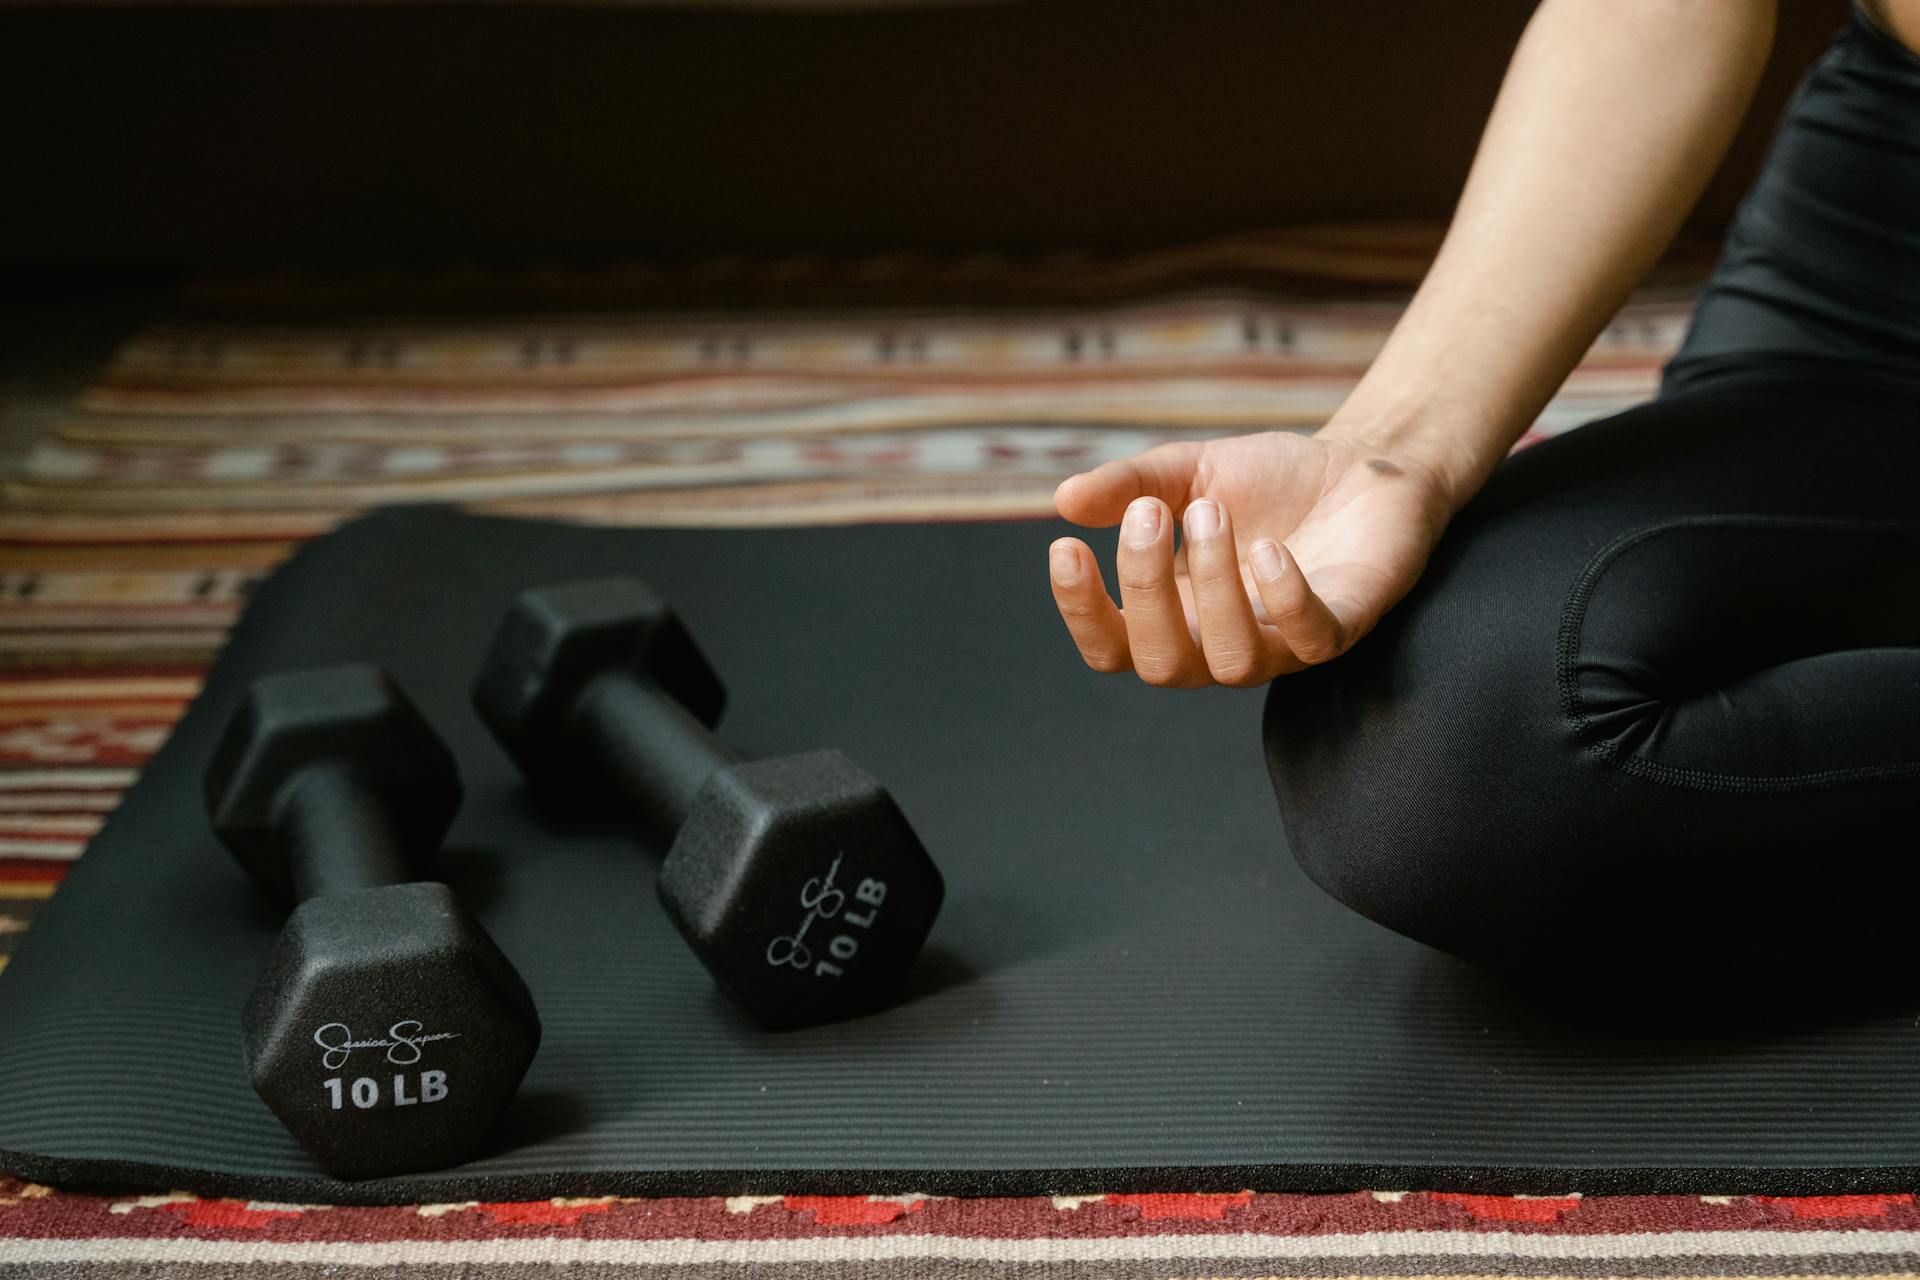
[205,663,541,1179]
[473,577,944,1029]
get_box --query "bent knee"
[1258,518,1600,964]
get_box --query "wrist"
[1316,398,1511,515]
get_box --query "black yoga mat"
[0,507,1915,1205]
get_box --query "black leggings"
[1263,8,1920,982]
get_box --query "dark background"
[0,0,1852,270]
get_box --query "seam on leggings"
[1555,513,1920,795]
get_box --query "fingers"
[1180,499,1279,687]
[1048,538,1133,674]
[1051,496,1347,688]
[1114,498,1209,686]
[1248,538,1347,665]
[1054,442,1203,527]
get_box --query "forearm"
[1324,0,1777,508]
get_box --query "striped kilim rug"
[6,226,1911,1276]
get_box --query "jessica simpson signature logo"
[312,1021,461,1071]
[765,853,846,970]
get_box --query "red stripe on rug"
[1755,1193,1917,1218]
[0,861,67,882]
[4,1185,1918,1244]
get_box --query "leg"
[1264,376,1920,982]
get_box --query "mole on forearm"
[1367,458,1406,477]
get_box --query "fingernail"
[1184,499,1221,541]
[1122,498,1161,548]
[1049,540,1082,586]
[1251,539,1285,581]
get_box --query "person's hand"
[1047,427,1460,687]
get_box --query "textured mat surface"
[0,507,1917,1206]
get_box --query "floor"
[0,276,165,472]
[4,259,1917,1277]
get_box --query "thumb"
[1054,442,1204,527]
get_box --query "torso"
[1860,0,1920,56]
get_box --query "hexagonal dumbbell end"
[242,882,541,1179]
[473,578,726,803]
[658,750,945,1029]
[206,664,459,907]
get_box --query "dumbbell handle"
[279,762,415,903]
[574,669,739,832]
